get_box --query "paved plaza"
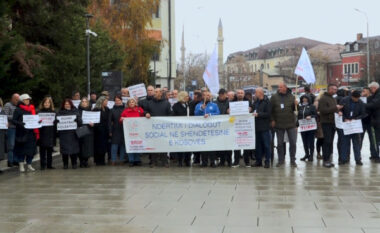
[0,136,380,233]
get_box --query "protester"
[172,91,191,167]
[0,98,6,168]
[361,87,379,162]
[366,82,380,162]
[138,85,154,110]
[298,95,317,162]
[12,94,39,172]
[72,91,80,100]
[195,90,220,167]
[229,89,253,168]
[270,82,298,167]
[335,88,348,163]
[215,88,232,167]
[318,84,342,168]
[304,86,316,104]
[188,91,203,165]
[3,93,19,167]
[109,95,126,165]
[145,88,172,167]
[38,97,56,170]
[58,98,81,169]
[121,88,129,98]
[120,98,144,166]
[78,97,94,168]
[90,92,97,105]
[227,91,236,102]
[252,88,272,168]
[314,91,325,160]
[93,96,110,166]
[339,90,366,165]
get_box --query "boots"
[19,162,25,172]
[300,155,309,161]
[308,153,314,162]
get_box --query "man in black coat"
[252,88,272,168]
[367,82,380,162]
[188,91,202,164]
[361,88,378,161]
[215,88,232,166]
[138,85,154,111]
[145,88,172,167]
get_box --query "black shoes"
[323,162,334,168]
[356,161,363,166]
[7,162,13,167]
[300,156,309,161]
[264,163,270,169]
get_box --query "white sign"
[360,97,367,104]
[128,84,147,98]
[23,115,41,129]
[72,100,80,108]
[57,115,77,131]
[334,113,343,129]
[298,118,317,132]
[0,115,8,129]
[229,101,250,116]
[82,111,100,124]
[123,115,255,153]
[343,120,363,135]
[107,101,115,109]
[38,113,56,127]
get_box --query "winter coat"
[366,88,380,127]
[144,97,172,116]
[253,96,272,132]
[78,106,94,159]
[340,96,366,121]
[194,101,220,116]
[12,103,38,157]
[189,100,201,116]
[138,95,153,111]
[3,102,16,128]
[109,104,125,145]
[318,92,338,124]
[120,107,144,119]
[270,89,297,129]
[38,109,56,148]
[57,108,81,155]
[215,97,229,115]
[172,102,189,116]
[93,107,110,155]
[298,95,317,120]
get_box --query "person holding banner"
[366,82,380,162]
[78,97,94,168]
[109,95,126,166]
[252,88,272,168]
[172,91,191,167]
[0,98,7,166]
[297,95,317,162]
[12,94,39,172]
[37,97,56,170]
[339,90,366,165]
[195,90,220,167]
[93,96,110,166]
[57,99,81,169]
[120,98,144,166]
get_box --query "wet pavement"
[0,134,380,233]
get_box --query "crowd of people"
[0,81,379,173]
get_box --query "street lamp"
[85,13,93,98]
[355,8,370,85]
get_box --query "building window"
[354,43,359,51]
[153,6,160,18]
[345,44,350,52]
[151,53,160,61]
[351,64,355,74]
[255,64,257,71]
[355,63,359,73]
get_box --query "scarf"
[19,104,40,140]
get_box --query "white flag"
[295,47,316,84]
[203,47,220,95]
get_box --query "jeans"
[128,153,141,163]
[7,128,16,163]
[275,128,297,164]
[301,130,316,158]
[17,154,34,165]
[361,123,379,158]
[341,133,362,162]
[255,130,272,165]
[39,146,53,168]
[321,123,336,162]
[111,144,126,162]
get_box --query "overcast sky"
[175,0,380,63]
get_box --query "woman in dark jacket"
[12,94,39,172]
[93,96,110,165]
[38,97,56,170]
[109,95,126,165]
[172,91,191,167]
[78,97,94,168]
[298,95,317,162]
[57,99,81,169]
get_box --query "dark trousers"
[361,123,379,158]
[39,146,53,168]
[201,151,216,166]
[177,152,191,166]
[151,153,168,166]
[337,129,345,161]
[62,154,77,167]
[374,127,380,157]
[301,130,316,158]
[316,138,324,155]
[342,133,362,162]
[218,151,232,166]
[94,153,106,165]
[275,128,297,164]
[193,152,201,164]
[233,150,251,165]
[255,130,272,165]
[321,123,336,162]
